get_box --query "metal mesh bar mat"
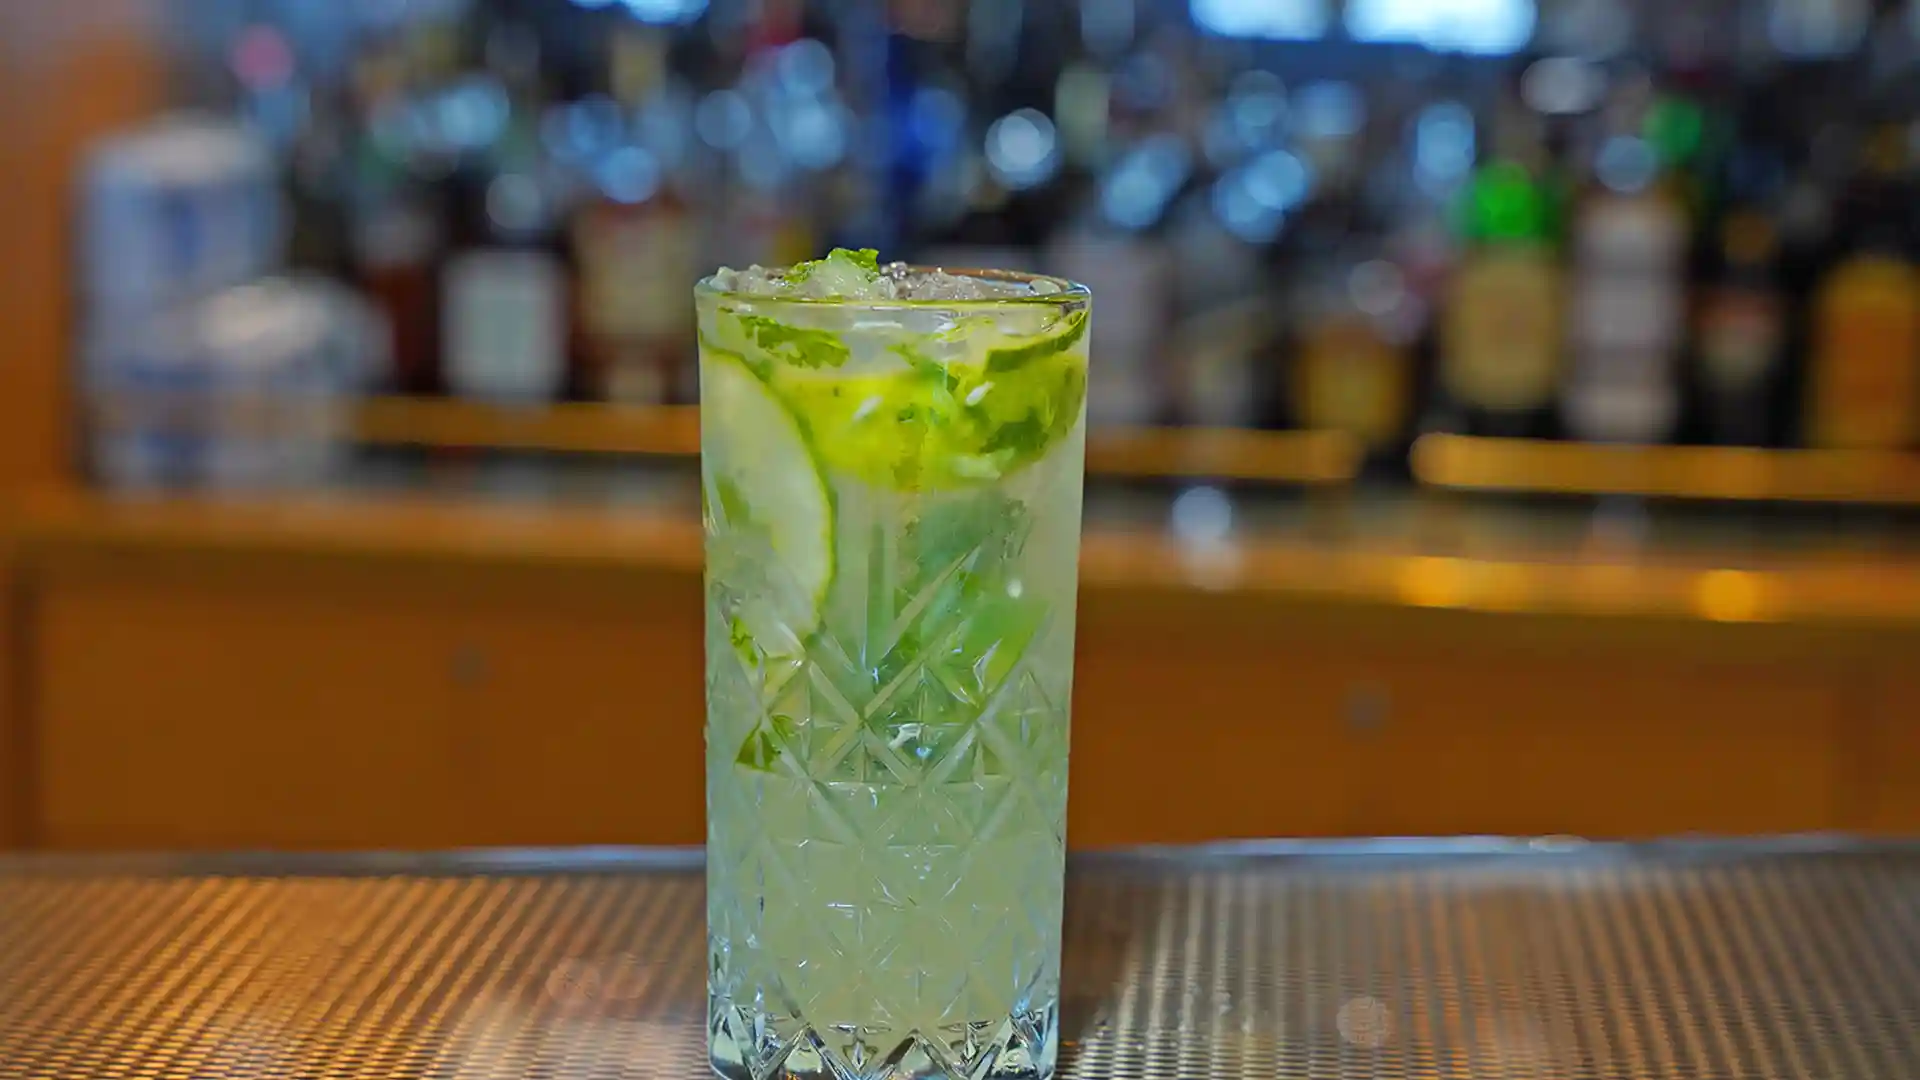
[2,844,1919,1078]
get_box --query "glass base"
[709,998,1058,1080]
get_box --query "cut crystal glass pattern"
[706,492,1073,1080]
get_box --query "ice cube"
[710,260,900,302]
[706,265,776,295]
[886,264,1038,302]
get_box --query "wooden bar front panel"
[1861,676,1920,833]
[1347,656,1847,838]
[23,544,1896,851]
[31,555,708,851]
[0,556,20,849]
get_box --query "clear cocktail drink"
[699,251,1089,1080]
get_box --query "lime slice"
[702,351,834,653]
[771,310,1089,491]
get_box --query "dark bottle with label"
[283,52,357,281]
[347,159,446,397]
[1695,208,1788,447]
[336,20,456,396]
[441,16,573,405]
[571,26,696,406]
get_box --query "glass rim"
[695,265,1091,310]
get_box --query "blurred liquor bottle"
[1696,210,1789,447]
[751,0,807,56]
[1166,176,1273,431]
[571,25,697,406]
[1291,248,1414,457]
[341,21,450,397]
[881,0,972,260]
[281,27,356,281]
[709,0,837,270]
[1048,137,1179,428]
[1693,125,1790,447]
[711,168,816,279]
[79,117,283,327]
[1055,0,1128,171]
[1805,120,1920,450]
[1049,188,1171,428]
[442,11,572,405]
[925,0,1067,275]
[1291,75,1424,456]
[77,116,296,491]
[1165,77,1286,431]
[1053,6,1196,428]
[705,46,820,274]
[1440,94,1564,438]
[1561,74,1694,444]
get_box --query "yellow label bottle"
[1443,247,1563,417]
[1297,314,1411,449]
[1807,255,1920,449]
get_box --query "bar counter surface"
[1,840,1918,1078]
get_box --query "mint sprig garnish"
[787,247,882,283]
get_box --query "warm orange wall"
[0,2,165,491]
[0,4,164,846]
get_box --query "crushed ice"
[711,261,1048,303]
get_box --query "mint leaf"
[716,477,758,533]
[897,492,1033,654]
[735,713,801,772]
[957,592,1048,694]
[737,314,851,369]
[982,415,1048,457]
[889,341,944,379]
[907,493,1028,588]
[966,339,1087,462]
[699,332,767,379]
[986,310,1088,373]
[728,614,759,669]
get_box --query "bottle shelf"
[348,397,1366,486]
[88,392,1920,506]
[353,398,702,458]
[1083,425,1361,485]
[25,487,1920,629]
[1413,434,1920,506]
